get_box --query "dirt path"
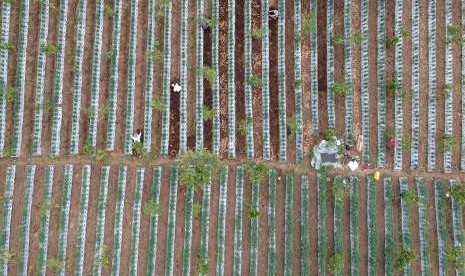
[252,0,263,158]
[285,0,295,162]
[368,0,379,167]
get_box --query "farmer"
[171,82,181,93]
[131,129,142,143]
[269,9,279,20]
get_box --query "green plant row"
[309,0,318,134]
[210,0,220,155]
[105,0,123,151]
[73,165,91,276]
[123,0,140,154]
[360,0,370,165]
[268,170,277,276]
[383,178,395,276]
[427,0,437,171]
[399,177,413,275]
[227,0,236,158]
[178,0,188,152]
[69,0,87,155]
[301,175,310,274]
[31,0,50,156]
[146,167,162,276]
[0,165,15,274]
[326,0,335,128]
[317,174,327,275]
[159,1,173,155]
[294,0,303,163]
[344,0,354,144]
[91,166,110,276]
[86,0,104,150]
[376,0,386,167]
[415,178,431,276]
[233,167,244,276]
[260,0,270,160]
[0,0,11,156]
[36,166,54,275]
[409,0,420,169]
[249,172,259,276]
[443,0,453,172]
[49,0,70,157]
[434,179,449,275]
[198,178,212,275]
[367,176,378,275]
[450,180,465,275]
[215,169,228,275]
[54,165,73,276]
[194,0,204,151]
[349,177,360,275]
[333,176,345,260]
[10,0,30,157]
[110,166,127,276]
[243,0,254,158]
[277,0,287,161]
[284,172,294,276]
[128,168,144,275]
[164,167,178,276]
[181,187,194,276]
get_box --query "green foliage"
[203,17,218,28]
[447,25,465,45]
[1,147,11,157]
[333,82,349,95]
[0,42,12,50]
[94,245,110,267]
[95,149,107,161]
[250,28,264,39]
[446,245,465,269]
[293,79,302,89]
[1,86,16,104]
[152,96,167,112]
[176,150,225,190]
[351,30,362,45]
[105,50,114,61]
[323,128,337,144]
[386,81,400,91]
[99,104,109,119]
[242,161,269,183]
[104,4,114,17]
[196,257,209,275]
[158,0,171,7]
[247,206,260,219]
[451,184,465,207]
[328,253,344,275]
[132,141,145,156]
[83,142,94,156]
[39,200,52,216]
[302,12,317,34]
[0,250,14,263]
[287,117,297,140]
[202,66,217,84]
[402,135,412,152]
[395,248,416,269]
[332,33,344,45]
[42,97,53,113]
[443,83,452,98]
[40,44,58,54]
[203,106,215,121]
[143,199,161,216]
[440,134,456,154]
[239,118,252,137]
[247,74,262,88]
[150,42,163,62]
[396,89,411,100]
[387,36,400,47]
[333,178,346,203]
[401,27,410,38]
[193,202,202,217]
[401,189,419,206]
[46,258,65,271]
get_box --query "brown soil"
[203,28,213,152]
[351,0,362,154]
[333,0,346,141]
[218,0,229,159]
[308,174,319,276]
[368,0,379,168]
[451,0,462,170]
[25,166,43,275]
[153,168,171,275]
[234,0,246,158]
[358,177,368,276]
[300,2,312,163]
[223,168,236,273]
[317,0,328,132]
[252,0,263,158]
[376,177,385,275]
[268,0,279,160]
[100,166,118,275]
[172,182,186,276]
[6,165,24,275]
[284,0,295,162]
[258,175,270,275]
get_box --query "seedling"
[250,28,264,39]
[201,66,216,83]
[247,206,260,219]
[302,12,317,34]
[144,199,161,216]
[0,42,12,50]
[203,106,215,121]
[333,82,349,95]
[152,97,167,112]
[351,30,362,45]
[247,74,262,88]
[287,117,297,140]
[332,33,344,45]
[104,5,114,17]
[40,44,58,55]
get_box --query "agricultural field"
[1,0,465,275]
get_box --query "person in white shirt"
[269,9,279,20]
[131,129,142,143]
[171,82,181,93]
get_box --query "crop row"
[211,0,220,156]
[410,0,420,169]
[383,177,395,276]
[164,167,178,275]
[181,187,194,276]
[393,0,404,171]
[377,0,386,167]
[333,176,345,276]
[310,0,318,134]
[367,176,377,275]
[128,167,144,275]
[110,166,127,276]
[462,0,465,172]
[344,0,354,144]
[399,177,413,275]
[199,179,212,273]
[450,180,465,275]
[317,174,327,275]
[36,166,54,275]
[227,0,236,158]
[434,179,448,276]
[0,0,11,156]
[31,0,50,156]
[300,175,310,274]
[349,177,360,275]
[278,0,287,161]
[416,178,431,276]
[294,0,303,163]
[284,172,294,276]
[146,166,162,276]
[444,0,453,172]
[143,0,156,151]
[233,166,244,275]
[250,173,260,275]
[194,0,204,151]
[427,0,437,171]
[360,0,370,165]
[261,0,270,160]
[92,166,110,276]
[0,165,15,274]
[216,169,228,275]
[18,165,35,276]
[268,170,277,276]
[327,0,335,128]
[244,0,254,159]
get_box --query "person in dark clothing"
[269,9,279,20]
